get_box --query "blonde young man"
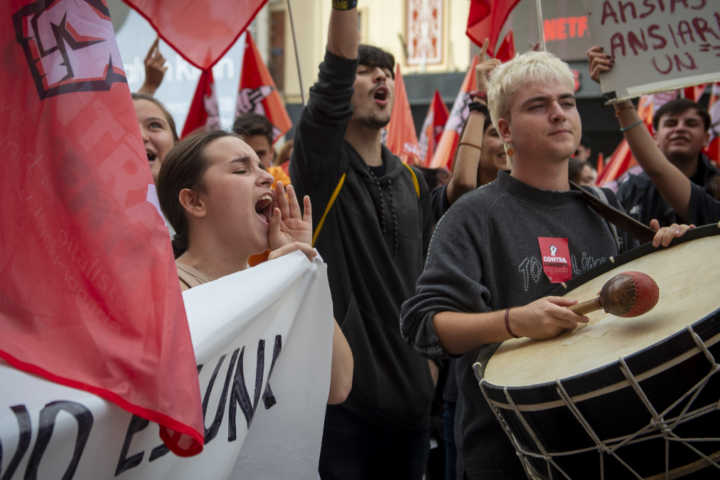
[400,51,691,479]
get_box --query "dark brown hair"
[157,129,240,257]
[568,158,593,184]
[358,44,395,79]
[233,112,274,146]
[131,92,180,143]
[653,98,711,132]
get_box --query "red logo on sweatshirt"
[538,237,572,283]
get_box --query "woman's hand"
[587,46,614,83]
[138,38,168,96]
[475,38,501,94]
[649,220,694,247]
[268,182,314,254]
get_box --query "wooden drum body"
[476,225,720,479]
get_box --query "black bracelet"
[468,102,490,118]
[332,0,358,10]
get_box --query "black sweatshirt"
[401,172,632,479]
[290,50,435,432]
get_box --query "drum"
[475,224,720,480]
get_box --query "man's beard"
[356,111,391,130]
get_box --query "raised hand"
[587,46,614,84]
[475,38,502,95]
[268,182,314,256]
[138,37,168,96]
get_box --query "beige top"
[484,235,720,388]
[176,262,211,292]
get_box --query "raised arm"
[588,47,692,220]
[328,2,358,59]
[446,39,500,205]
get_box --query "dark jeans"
[444,401,457,480]
[319,406,430,480]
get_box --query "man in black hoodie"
[289,2,435,479]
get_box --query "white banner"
[583,0,720,103]
[0,252,334,480]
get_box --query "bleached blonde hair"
[487,51,575,150]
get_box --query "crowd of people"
[130,1,719,478]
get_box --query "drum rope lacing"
[477,323,720,479]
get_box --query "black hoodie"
[290,50,435,432]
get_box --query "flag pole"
[535,0,546,51]
[286,0,306,106]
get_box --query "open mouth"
[147,150,157,163]
[373,87,388,105]
[255,193,274,225]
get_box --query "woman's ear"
[179,188,207,219]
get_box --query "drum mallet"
[568,271,659,317]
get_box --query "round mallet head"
[598,271,660,318]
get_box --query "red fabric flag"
[419,90,450,166]
[682,84,707,102]
[596,152,604,176]
[467,0,521,55]
[236,32,292,142]
[429,56,479,170]
[597,96,654,186]
[2,0,203,456]
[123,0,268,70]
[706,83,720,163]
[181,69,220,139]
[386,65,421,165]
[495,30,516,63]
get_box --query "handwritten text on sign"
[583,0,720,103]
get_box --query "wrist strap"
[620,119,644,132]
[332,0,358,10]
[468,102,490,118]
[468,90,487,101]
[505,309,520,339]
[458,142,482,151]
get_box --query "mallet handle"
[568,297,601,315]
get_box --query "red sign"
[538,237,572,283]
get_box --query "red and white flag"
[418,90,450,166]
[124,0,268,70]
[707,83,720,163]
[2,0,204,456]
[236,32,292,142]
[386,65,421,165]
[495,30,516,63]
[467,0,521,54]
[429,56,479,170]
[181,69,220,139]
[683,84,707,102]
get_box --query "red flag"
[2,0,203,455]
[706,83,720,162]
[124,0,268,70]
[495,30,516,63]
[682,84,707,102]
[597,152,604,176]
[386,65,421,165]
[419,91,450,166]
[181,69,220,138]
[429,56,479,169]
[236,33,292,142]
[467,0,522,55]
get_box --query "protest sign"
[583,0,720,103]
[0,252,334,480]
